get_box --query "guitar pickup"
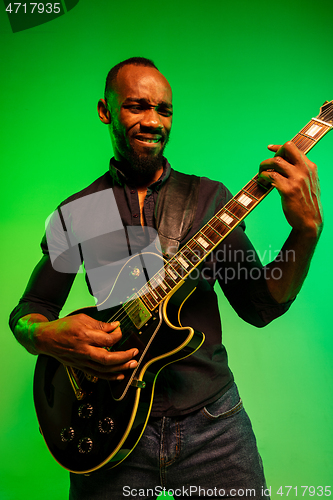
[124,298,152,329]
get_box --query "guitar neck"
[138,112,333,312]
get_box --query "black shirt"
[9,158,292,416]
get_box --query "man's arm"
[259,142,323,303]
[10,254,138,380]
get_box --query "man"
[10,57,322,499]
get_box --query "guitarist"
[9,57,323,499]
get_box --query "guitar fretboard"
[136,112,333,312]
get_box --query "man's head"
[104,57,159,103]
[98,58,173,184]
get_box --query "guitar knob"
[78,404,93,418]
[98,417,114,434]
[60,427,75,442]
[78,437,93,454]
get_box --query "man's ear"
[97,99,111,124]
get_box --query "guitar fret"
[304,122,323,138]
[234,198,250,210]
[242,187,259,201]
[292,117,332,154]
[226,199,248,219]
[148,286,159,300]
[139,284,158,309]
[170,254,194,278]
[224,207,240,220]
[293,135,316,153]
[199,231,214,247]
[299,132,316,141]
[175,253,192,270]
[182,252,195,267]
[196,235,210,248]
[162,270,179,290]
[144,293,158,310]
[140,293,154,311]
[165,263,181,281]
[207,222,223,236]
[148,278,165,299]
[192,238,209,253]
[206,222,226,241]
[154,272,171,291]
[182,244,204,266]
[254,178,270,193]
[216,213,233,228]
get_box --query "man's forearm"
[265,227,322,303]
[13,312,139,380]
[14,314,49,355]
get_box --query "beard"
[111,123,170,185]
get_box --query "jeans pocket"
[201,385,243,420]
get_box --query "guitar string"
[320,106,333,121]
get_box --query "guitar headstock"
[317,100,333,124]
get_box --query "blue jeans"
[69,383,268,500]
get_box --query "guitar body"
[34,253,204,474]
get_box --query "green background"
[1,0,332,498]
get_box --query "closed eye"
[123,100,173,117]
[123,105,143,113]
[157,106,173,117]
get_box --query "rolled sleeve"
[216,226,295,327]
[9,254,76,332]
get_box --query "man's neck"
[111,157,164,189]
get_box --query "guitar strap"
[155,169,201,259]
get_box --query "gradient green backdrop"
[1,0,332,498]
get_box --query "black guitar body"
[34,252,204,474]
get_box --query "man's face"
[106,65,173,174]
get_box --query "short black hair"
[104,57,158,103]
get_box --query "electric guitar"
[34,101,333,474]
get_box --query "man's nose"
[141,109,163,129]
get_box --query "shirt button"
[133,214,139,218]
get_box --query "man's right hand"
[15,313,138,380]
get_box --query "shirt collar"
[109,157,171,192]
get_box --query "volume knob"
[98,417,114,434]
[60,427,75,442]
[78,404,93,418]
